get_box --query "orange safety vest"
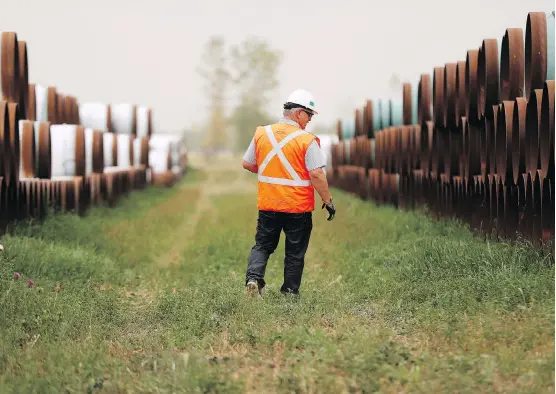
[254,122,321,213]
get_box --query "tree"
[228,36,282,151]
[197,36,230,154]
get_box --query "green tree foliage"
[197,35,282,154]
[229,36,282,151]
[197,36,230,154]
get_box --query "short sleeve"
[305,140,327,171]
[242,137,257,165]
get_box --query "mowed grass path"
[0,158,554,393]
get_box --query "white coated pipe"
[79,102,110,131]
[111,103,135,134]
[116,134,133,169]
[35,84,48,122]
[50,125,77,177]
[136,106,151,138]
[103,132,115,167]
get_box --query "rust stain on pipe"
[496,101,515,186]
[500,28,525,101]
[511,97,528,185]
[525,89,543,177]
[525,12,548,98]
[539,80,554,180]
[1,32,20,104]
[17,40,28,120]
[443,63,458,129]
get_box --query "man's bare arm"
[242,160,258,174]
[309,168,332,204]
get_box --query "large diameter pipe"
[103,132,117,167]
[465,49,480,123]
[18,120,35,178]
[0,32,20,104]
[136,106,153,138]
[27,83,36,121]
[50,125,86,178]
[496,101,515,185]
[539,80,554,180]
[111,103,137,135]
[525,12,555,97]
[443,63,458,129]
[511,97,528,185]
[17,40,29,120]
[525,89,543,177]
[433,67,445,128]
[418,73,432,124]
[34,121,51,179]
[6,102,21,186]
[79,103,112,132]
[85,128,104,175]
[116,134,134,169]
[455,61,467,127]
[478,39,500,119]
[500,28,525,101]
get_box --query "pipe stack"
[328,10,555,246]
[0,30,189,232]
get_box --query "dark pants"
[245,210,313,294]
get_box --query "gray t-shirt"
[242,119,327,171]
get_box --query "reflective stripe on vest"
[257,125,312,187]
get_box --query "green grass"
[0,164,553,393]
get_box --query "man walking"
[241,88,336,297]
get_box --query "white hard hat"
[284,89,318,115]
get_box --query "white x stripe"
[258,125,311,187]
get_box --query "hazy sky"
[1,0,552,135]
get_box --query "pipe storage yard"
[0,31,188,230]
[328,11,555,246]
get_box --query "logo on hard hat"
[310,101,314,106]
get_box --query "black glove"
[321,199,336,221]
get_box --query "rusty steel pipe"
[500,28,525,101]
[19,120,35,179]
[444,63,458,129]
[400,126,411,174]
[6,102,21,187]
[455,61,467,127]
[47,87,58,124]
[525,12,548,98]
[539,80,554,180]
[403,83,412,125]
[525,89,543,177]
[412,125,421,170]
[478,39,500,119]
[1,32,20,104]
[444,130,462,182]
[496,101,515,186]
[481,105,498,180]
[355,108,362,137]
[462,118,481,181]
[56,93,65,124]
[27,83,36,121]
[418,73,432,124]
[433,67,445,128]
[465,49,480,123]
[420,121,434,175]
[35,121,51,179]
[511,97,528,185]
[17,40,28,120]
[0,101,7,178]
[430,126,445,179]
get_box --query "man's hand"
[321,199,336,221]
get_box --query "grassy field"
[0,159,554,393]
